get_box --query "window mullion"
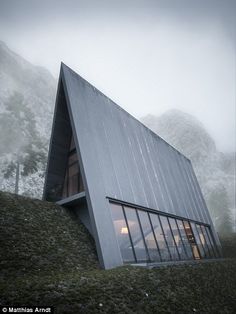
[158,215,172,260]
[175,219,188,260]
[148,212,162,262]
[136,209,151,263]
[167,217,181,260]
[122,206,137,263]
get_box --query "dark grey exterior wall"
[44,63,220,269]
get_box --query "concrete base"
[130,258,226,269]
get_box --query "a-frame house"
[44,63,221,269]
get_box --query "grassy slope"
[0,192,236,313]
[0,191,99,277]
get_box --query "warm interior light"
[200,233,205,244]
[174,235,179,244]
[121,227,128,234]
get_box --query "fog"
[0,0,235,152]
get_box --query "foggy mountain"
[141,110,236,229]
[0,41,56,197]
[0,40,56,139]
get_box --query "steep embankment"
[0,191,99,278]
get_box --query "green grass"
[1,261,236,313]
[0,190,99,278]
[0,191,236,313]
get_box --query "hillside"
[0,191,99,278]
[0,191,236,313]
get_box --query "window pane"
[200,225,214,258]
[110,203,135,262]
[190,222,205,258]
[168,218,187,260]
[160,216,179,261]
[176,220,193,259]
[196,224,210,258]
[137,210,161,262]
[124,207,148,262]
[183,221,201,260]
[150,214,171,261]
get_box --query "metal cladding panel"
[46,63,220,268]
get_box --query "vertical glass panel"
[205,226,219,257]
[196,224,210,258]
[137,210,161,262]
[160,216,179,261]
[183,221,201,260]
[168,218,186,260]
[150,214,171,261]
[124,207,148,262]
[190,222,205,258]
[110,203,135,262]
[200,225,214,258]
[176,220,193,259]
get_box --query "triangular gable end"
[43,71,92,233]
[43,77,71,201]
[43,75,83,200]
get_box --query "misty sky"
[0,0,235,152]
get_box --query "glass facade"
[183,221,201,260]
[149,213,170,261]
[176,219,193,259]
[137,210,161,262]
[160,216,180,261]
[124,206,148,262]
[110,201,219,264]
[110,203,135,262]
[168,218,187,260]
